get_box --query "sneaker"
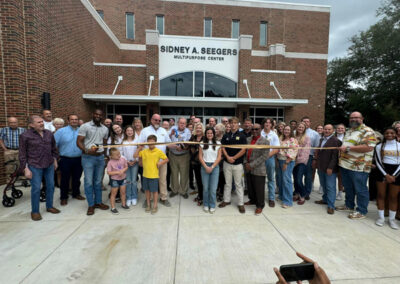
[209,208,215,214]
[389,219,399,230]
[145,205,151,213]
[151,207,158,215]
[318,186,323,194]
[121,204,130,210]
[111,208,119,215]
[375,218,385,227]
[132,199,137,206]
[182,193,189,199]
[127,200,131,206]
[159,199,171,207]
[203,206,209,213]
[336,205,353,212]
[348,211,365,220]
[336,191,343,201]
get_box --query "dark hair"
[380,127,397,161]
[282,125,294,139]
[147,135,157,142]
[123,125,135,142]
[261,117,274,127]
[289,120,297,124]
[109,148,119,156]
[203,127,217,150]
[110,123,123,144]
[68,114,78,121]
[243,117,252,123]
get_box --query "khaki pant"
[169,152,190,195]
[223,161,244,205]
[4,149,19,181]
[159,162,168,201]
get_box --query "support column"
[238,35,252,99]
[146,30,159,97]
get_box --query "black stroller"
[2,160,32,207]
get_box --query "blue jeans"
[318,170,337,209]
[29,164,55,213]
[276,161,282,199]
[265,157,276,201]
[125,163,139,200]
[304,155,313,197]
[82,154,105,207]
[201,163,219,209]
[278,160,295,206]
[293,163,307,198]
[340,167,370,215]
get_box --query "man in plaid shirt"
[0,117,26,180]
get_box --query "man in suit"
[313,124,342,214]
[243,123,270,216]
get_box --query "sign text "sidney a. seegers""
[160,46,238,56]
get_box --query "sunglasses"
[252,128,260,131]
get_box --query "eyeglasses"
[153,119,161,122]
[222,120,228,123]
[251,128,260,131]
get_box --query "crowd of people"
[1,109,399,228]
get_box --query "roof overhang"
[83,94,308,107]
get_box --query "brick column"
[146,30,159,96]
[238,35,252,99]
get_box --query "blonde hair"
[133,118,143,130]
[295,122,307,145]
[53,118,64,126]
[193,122,205,135]
[215,123,226,135]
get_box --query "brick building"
[0,0,329,183]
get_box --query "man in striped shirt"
[0,117,26,180]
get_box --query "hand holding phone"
[279,262,314,282]
[273,252,331,284]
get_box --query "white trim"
[285,52,328,60]
[120,44,146,50]
[162,0,330,13]
[93,62,146,68]
[159,34,238,42]
[251,50,270,57]
[80,0,120,48]
[83,94,308,107]
[251,69,296,74]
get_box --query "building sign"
[159,35,239,82]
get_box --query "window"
[204,18,212,37]
[106,104,147,126]
[231,20,240,38]
[126,13,135,39]
[156,15,164,35]
[249,107,284,124]
[260,21,267,46]
[160,72,237,98]
[97,10,104,20]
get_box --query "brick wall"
[94,66,146,94]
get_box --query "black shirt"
[222,130,247,165]
[241,129,252,138]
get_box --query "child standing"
[135,135,169,214]
[122,126,139,206]
[107,148,129,214]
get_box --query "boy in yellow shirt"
[135,135,169,214]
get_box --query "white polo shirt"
[261,129,280,146]
[138,125,171,154]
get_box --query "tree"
[325,0,400,130]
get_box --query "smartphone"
[279,262,315,282]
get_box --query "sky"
[250,0,383,61]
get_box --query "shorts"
[376,163,400,186]
[142,177,159,193]
[110,179,126,188]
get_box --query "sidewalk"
[1,177,400,284]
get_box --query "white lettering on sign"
[159,35,239,82]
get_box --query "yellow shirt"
[139,148,167,178]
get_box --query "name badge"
[236,136,240,141]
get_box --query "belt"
[60,156,81,159]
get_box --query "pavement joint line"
[19,218,89,284]
[357,220,400,245]
[173,196,182,284]
[329,275,400,282]
[261,211,297,253]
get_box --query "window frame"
[260,21,268,46]
[156,15,165,35]
[126,12,135,40]
[97,10,104,20]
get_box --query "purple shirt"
[19,129,58,170]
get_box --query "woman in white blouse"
[122,126,139,206]
[199,127,222,213]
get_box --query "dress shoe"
[269,200,275,208]
[255,208,262,216]
[297,199,305,205]
[46,207,61,214]
[31,212,42,221]
[244,201,254,206]
[60,199,68,206]
[293,195,300,201]
[218,201,231,208]
[315,200,327,205]
[327,208,334,215]
[87,206,95,215]
[238,205,245,214]
[305,196,310,200]
[170,192,178,198]
[94,203,109,210]
[73,195,86,200]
